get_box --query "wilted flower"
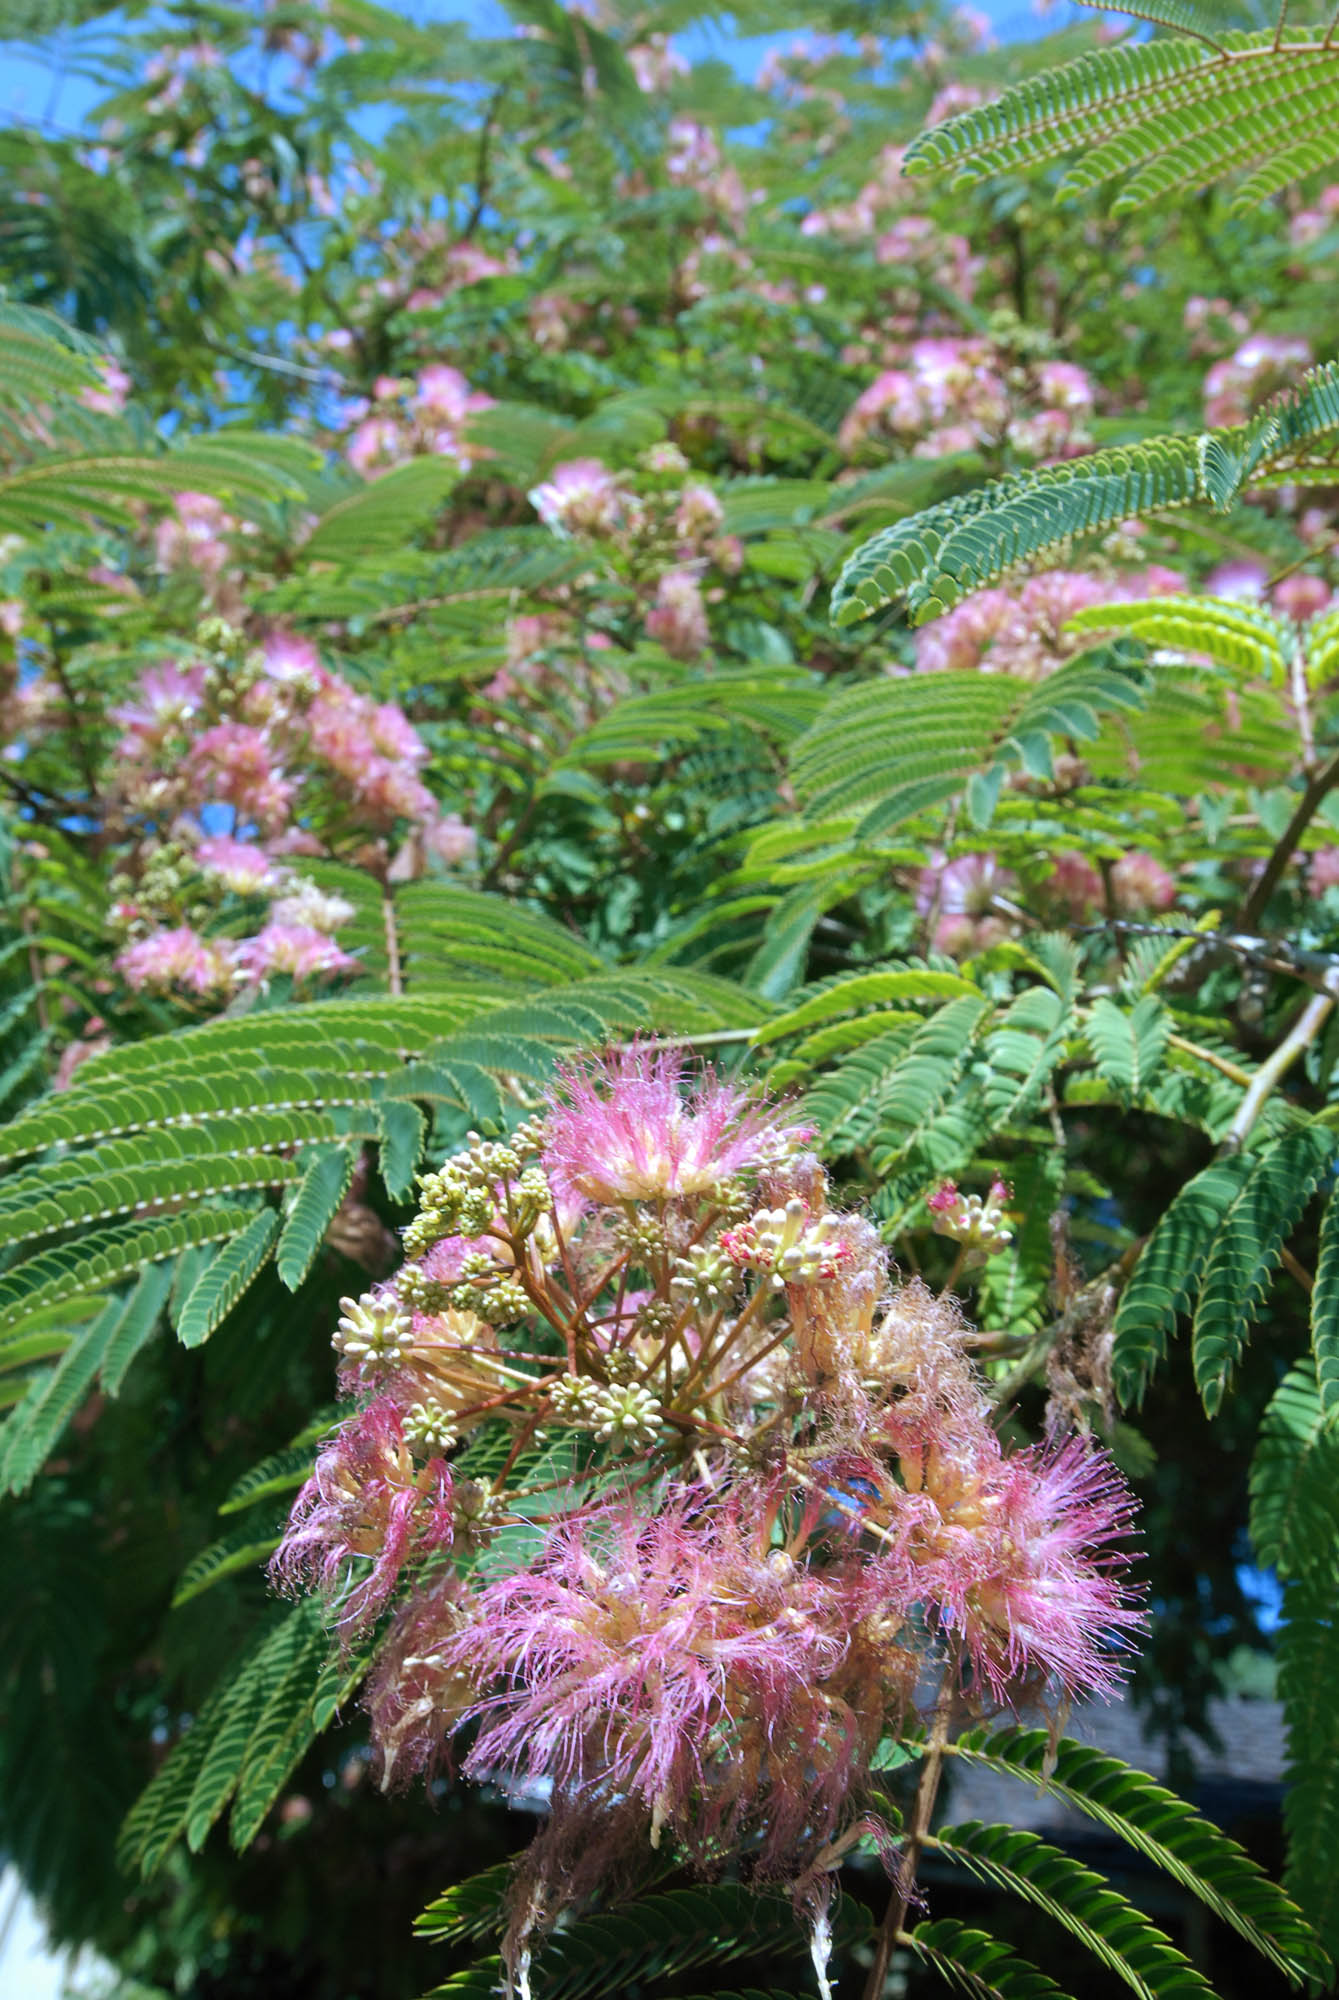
[272,1398,455,1631]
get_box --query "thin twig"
[1220,989,1335,1153]
[862,1657,958,2000]
[1240,747,1339,928]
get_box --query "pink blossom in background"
[1288,186,1339,250]
[1309,850,1339,894]
[628,32,688,92]
[530,458,628,536]
[913,566,1185,680]
[1204,332,1313,427]
[644,567,710,659]
[112,664,208,753]
[1111,851,1177,914]
[673,482,724,551]
[80,356,132,416]
[543,1045,808,1206]
[1203,559,1268,601]
[1272,574,1333,622]
[154,491,235,580]
[423,815,477,866]
[346,414,409,475]
[194,833,282,895]
[917,851,1016,959]
[117,925,235,998]
[1045,851,1104,920]
[261,628,323,685]
[234,921,360,983]
[189,721,294,832]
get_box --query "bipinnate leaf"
[903,1916,1073,1998]
[1111,1155,1254,1404]
[1085,996,1169,1102]
[951,1728,1329,1983]
[176,1210,281,1349]
[1308,1181,1339,1426]
[929,1820,1214,2000]
[276,1146,358,1291]
[1192,1126,1335,1417]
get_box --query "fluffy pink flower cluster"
[108,629,474,1001]
[912,563,1186,680]
[528,454,735,661]
[112,629,470,847]
[1204,332,1313,428]
[114,836,362,1002]
[275,1046,1142,1994]
[839,339,1094,462]
[918,847,1176,957]
[342,363,494,477]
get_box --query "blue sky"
[0,0,1087,131]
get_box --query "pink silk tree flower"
[419,1497,898,1884]
[903,1427,1143,1703]
[271,1397,454,1632]
[116,924,235,998]
[529,459,626,537]
[542,1044,807,1205]
[194,834,282,896]
[234,921,360,985]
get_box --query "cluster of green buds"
[404,1125,547,1252]
[547,1373,664,1449]
[925,1177,1014,1260]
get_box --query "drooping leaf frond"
[903,24,1339,217]
[949,1727,1329,1983]
[830,364,1339,626]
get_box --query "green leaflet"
[929,1820,1214,2000]
[276,1147,359,1291]
[416,1885,872,2000]
[99,1262,175,1396]
[1277,1578,1339,1957]
[950,1727,1328,1982]
[1309,1182,1339,1425]
[117,1602,357,1873]
[1249,1364,1339,1584]
[1085,995,1170,1103]
[829,362,1339,627]
[377,1098,426,1202]
[753,966,983,1044]
[170,1518,284,1607]
[1192,1126,1336,1416]
[1111,1155,1255,1404]
[176,1210,282,1349]
[0,1206,258,1339]
[903,1917,1073,1999]
[901,26,1339,212]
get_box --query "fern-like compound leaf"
[951,1728,1329,1982]
[416,1885,872,2000]
[1192,1125,1336,1416]
[276,1146,359,1292]
[176,1210,282,1350]
[1308,1182,1339,1426]
[830,363,1339,627]
[1111,1155,1255,1404]
[1085,996,1170,1103]
[929,1819,1214,1999]
[903,1916,1073,1998]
